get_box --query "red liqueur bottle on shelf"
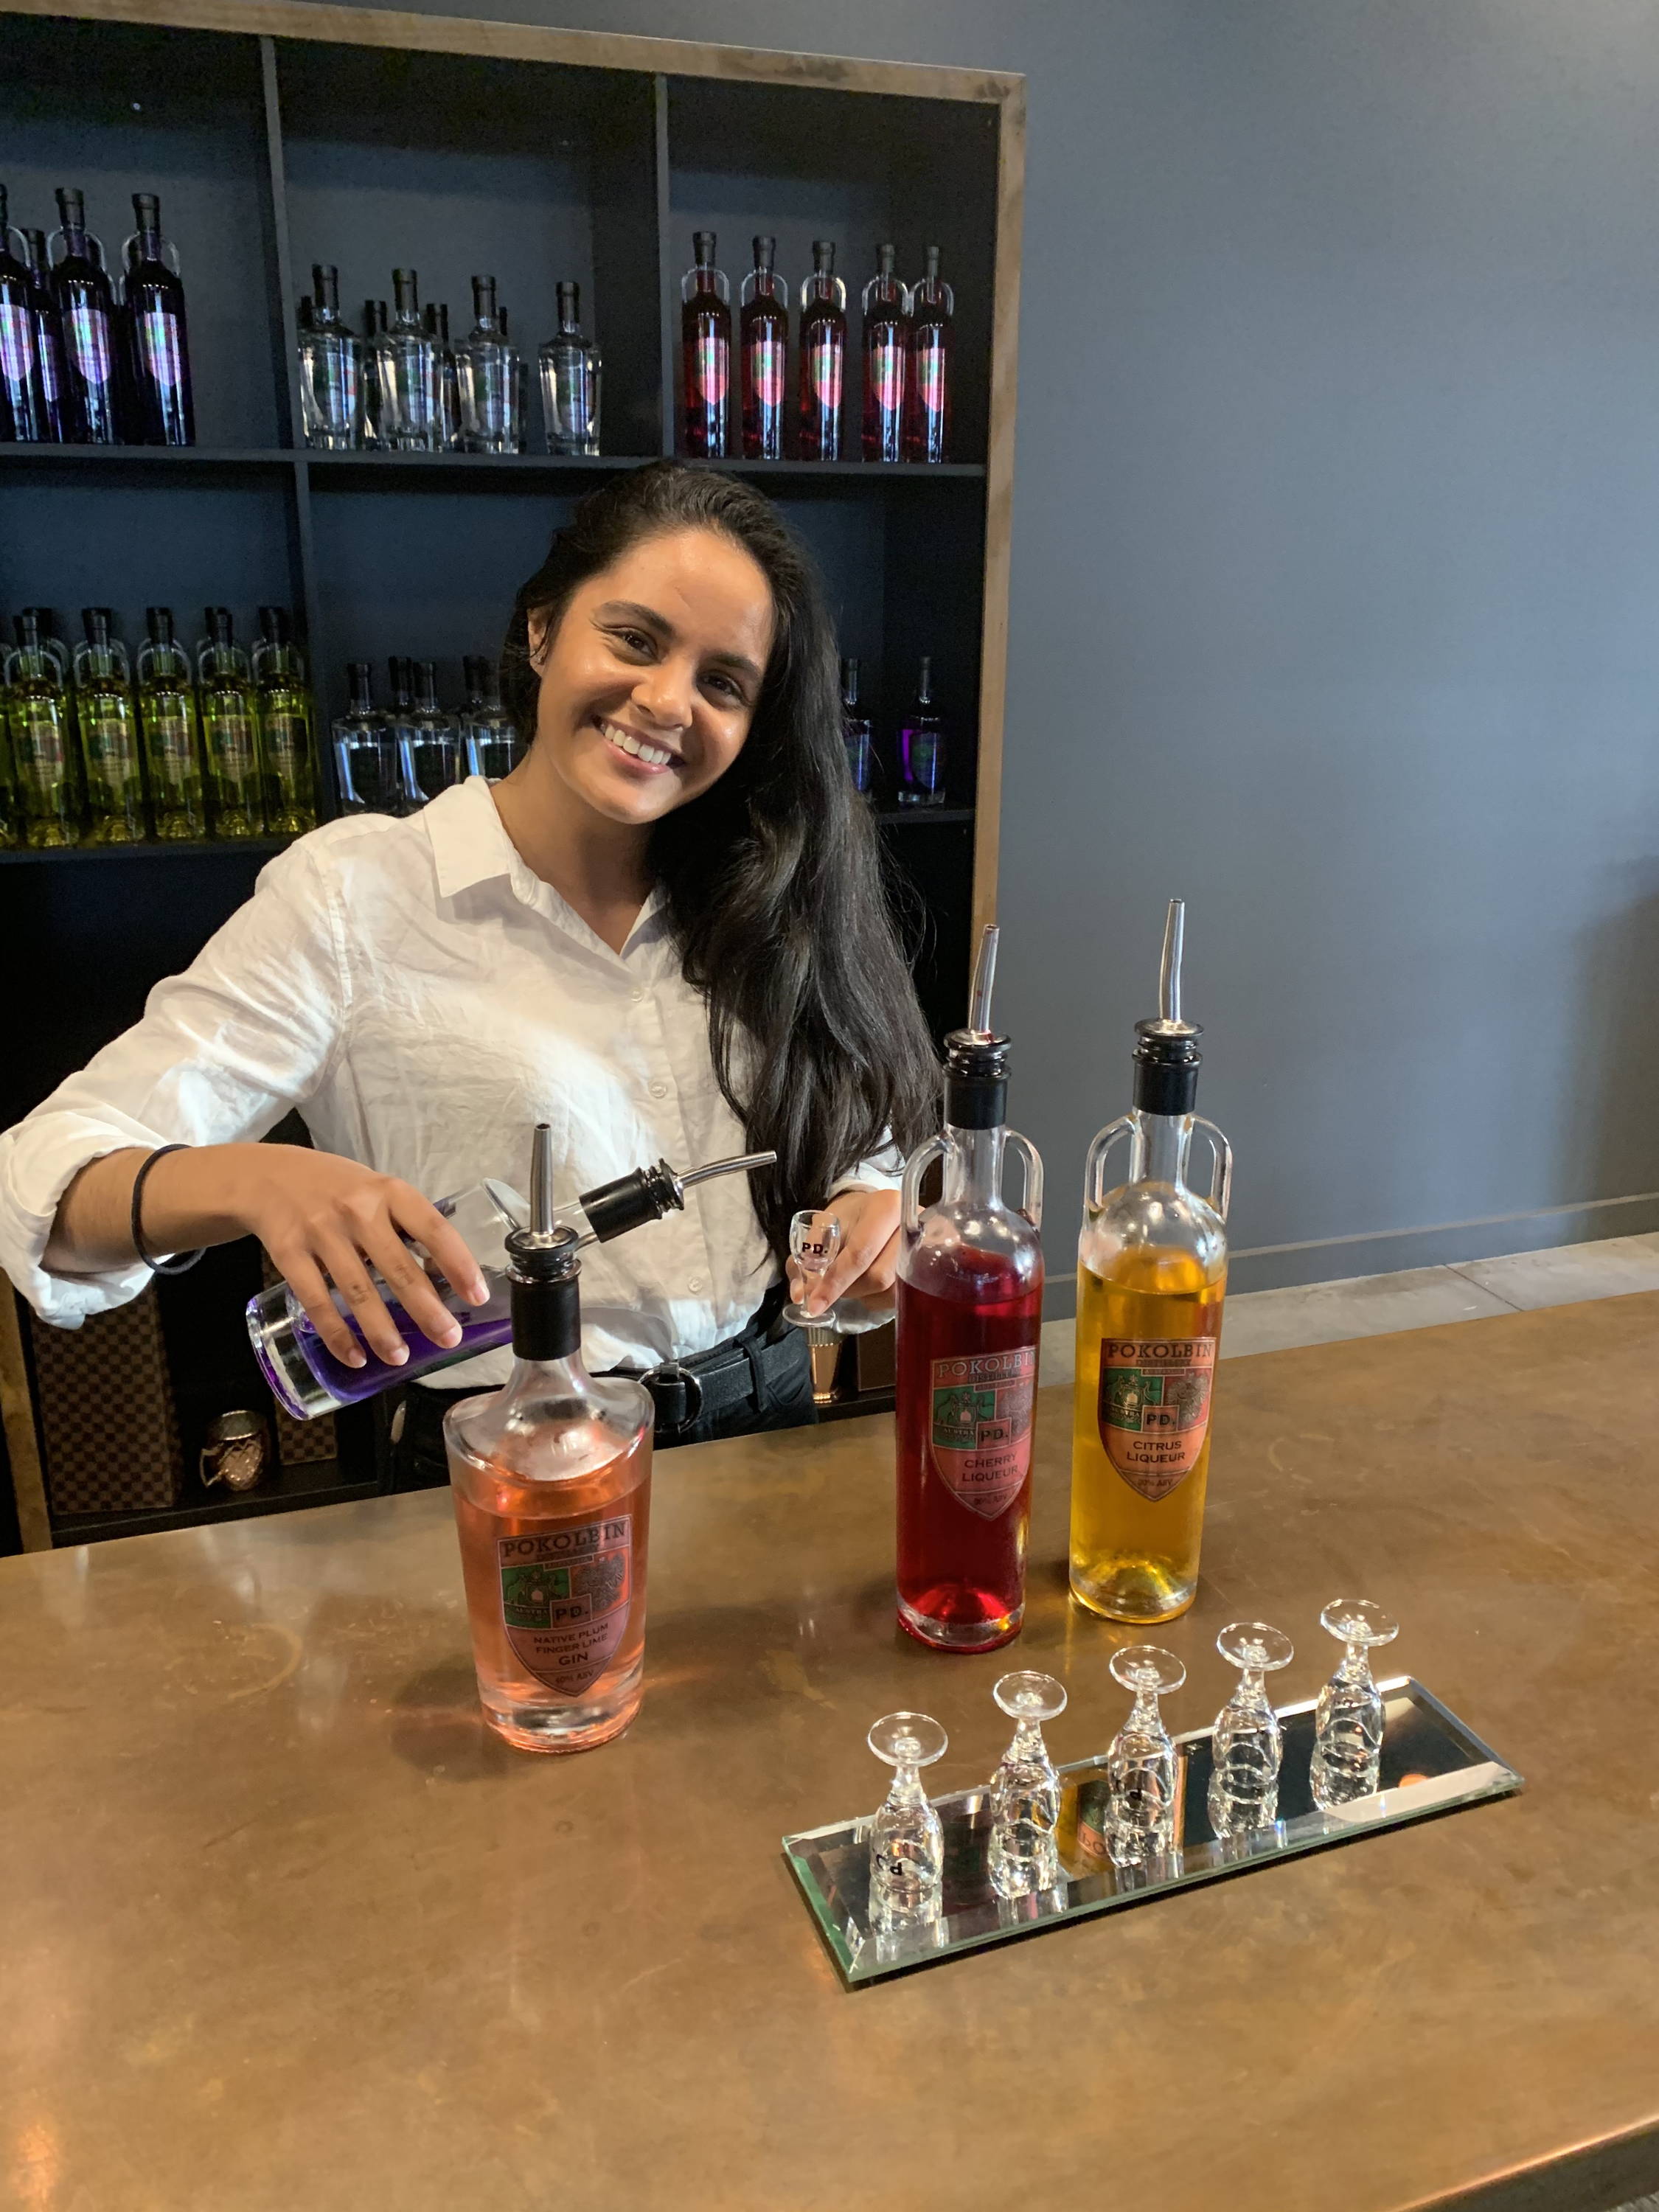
[798,238,846,462]
[861,241,908,463]
[894,925,1045,1652]
[740,234,787,460]
[903,243,953,464]
[681,229,731,458]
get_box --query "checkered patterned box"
[29,1287,183,1517]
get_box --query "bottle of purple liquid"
[248,1142,776,1420]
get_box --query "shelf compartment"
[666,76,998,467]
[273,42,661,462]
[0,14,285,450]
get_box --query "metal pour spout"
[530,1120,554,1237]
[678,1149,777,1192]
[967,922,1000,1038]
[1159,899,1185,1026]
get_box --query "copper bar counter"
[4,1293,1659,2211]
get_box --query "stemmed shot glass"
[1311,1598,1399,1809]
[987,1671,1067,1899]
[783,1209,891,1336]
[1207,1621,1293,1839]
[1105,1644,1186,1870]
[866,1711,947,1934]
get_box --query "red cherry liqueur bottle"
[894,925,1045,1652]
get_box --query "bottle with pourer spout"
[1068,900,1232,1624]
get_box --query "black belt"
[617,1281,793,1440]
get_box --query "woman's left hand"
[786,1186,901,1318]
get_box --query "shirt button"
[630,987,646,1004]
[650,1080,669,1099]
[687,1278,705,1294]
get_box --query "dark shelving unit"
[0,0,1024,1551]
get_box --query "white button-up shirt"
[0,777,899,1385]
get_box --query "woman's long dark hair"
[501,461,939,1260]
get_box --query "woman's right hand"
[50,1142,490,1371]
[227,1147,491,1369]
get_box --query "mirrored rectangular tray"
[783,1677,1522,1986]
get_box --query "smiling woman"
[0,460,939,1470]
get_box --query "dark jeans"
[390,1315,815,1490]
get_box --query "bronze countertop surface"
[5,1294,1659,2211]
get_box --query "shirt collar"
[425,774,667,956]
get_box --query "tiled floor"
[1038,1230,1659,1388]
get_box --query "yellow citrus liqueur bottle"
[1068,900,1232,1624]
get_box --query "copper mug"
[199,1410,271,1493]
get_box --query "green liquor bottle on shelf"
[254,606,316,835]
[74,608,146,843]
[197,607,262,838]
[4,610,80,847]
[137,606,205,840]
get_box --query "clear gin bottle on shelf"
[333,661,397,815]
[298,265,361,449]
[382,269,439,452]
[456,274,522,454]
[461,655,520,779]
[539,280,600,456]
[401,658,464,804]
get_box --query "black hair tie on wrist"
[131,1143,206,1276]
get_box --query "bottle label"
[869,335,905,421]
[692,328,728,408]
[206,706,257,782]
[748,330,784,407]
[0,301,32,396]
[135,303,185,393]
[497,1514,633,1697]
[66,301,114,389]
[915,335,947,422]
[264,709,308,782]
[147,704,195,788]
[805,329,843,417]
[14,706,66,780]
[928,1346,1036,1518]
[85,709,139,784]
[1098,1337,1216,1499]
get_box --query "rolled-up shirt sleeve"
[830,1131,907,1197]
[0,843,350,1326]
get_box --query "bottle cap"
[80,606,110,644]
[259,605,291,644]
[56,187,85,226]
[557,279,580,324]
[472,274,496,319]
[205,606,234,645]
[346,660,373,706]
[753,235,775,269]
[313,262,338,311]
[694,229,717,264]
[146,606,175,643]
[877,242,896,274]
[841,655,860,706]
[813,239,835,271]
[1132,898,1203,1116]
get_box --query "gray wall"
[347,0,1659,1303]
